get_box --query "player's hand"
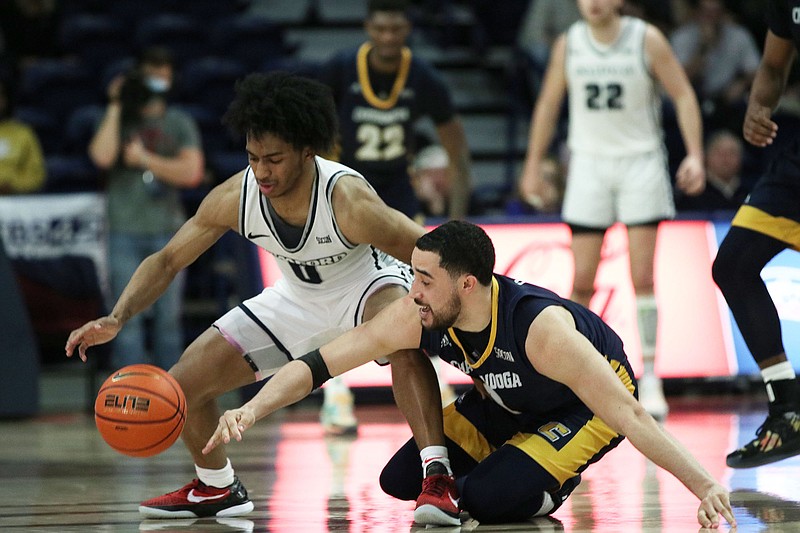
[203,407,257,454]
[518,166,546,210]
[675,154,706,196]
[697,484,736,529]
[743,103,778,147]
[65,316,122,362]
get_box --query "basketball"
[94,364,187,457]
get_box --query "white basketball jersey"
[239,156,404,291]
[565,17,662,156]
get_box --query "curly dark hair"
[222,72,338,154]
[416,221,495,286]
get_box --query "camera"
[119,70,157,124]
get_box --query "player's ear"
[461,274,478,293]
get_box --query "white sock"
[636,294,658,373]
[762,361,797,403]
[533,491,555,517]
[196,458,235,488]
[761,361,797,383]
[420,445,452,476]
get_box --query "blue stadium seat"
[64,104,105,156]
[209,150,247,182]
[18,60,100,123]
[177,57,248,116]
[13,106,62,155]
[59,14,133,70]
[44,155,101,193]
[211,14,293,71]
[135,14,209,66]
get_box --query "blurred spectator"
[411,139,450,218]
[670,0,760,132]
[622,0,676,34]
[517,0,581,73]
[0,0,62,68]
[676,129,750,212]
[0,77,45,194]
[88,46,204,370]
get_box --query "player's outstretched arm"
[65,174,241,362]
[525,306,736,529]
[203,296,422,453]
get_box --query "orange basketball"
[94,364,187,457]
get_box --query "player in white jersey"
[518,0,705,419]
[65,72,458,526]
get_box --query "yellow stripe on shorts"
[510,358,635,485]
[442,401,495,462]
[732,205,800,251]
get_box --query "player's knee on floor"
[458,446,555,523]
[460,474,546,523]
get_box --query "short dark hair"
[416,221,495,286]
[367,0,411,16]
[137,46,175,69]
[222,72,338,154]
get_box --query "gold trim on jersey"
[448,277,499,369]
[732,205,800,251]
[356,42,412,110]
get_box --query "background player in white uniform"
[65,72,453,524]
[518,0,705,419]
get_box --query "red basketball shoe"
[139,477,254,518]
[413,463,460,526]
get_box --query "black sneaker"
[139,477,254,518]
[727,411,800,468]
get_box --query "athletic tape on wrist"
[297,348,333,390]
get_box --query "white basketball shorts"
[213,263,412,380]
[561,149,675,228]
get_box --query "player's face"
[577,0,622,25]
[246,133,312,199]
[411,249,462,330]
[365,11,411,62]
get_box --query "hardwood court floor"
[1,394,799,533]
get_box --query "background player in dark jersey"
[315,0,473,434]
[317,0,472,222]
[712,0,800,469]
[205,221,735,529]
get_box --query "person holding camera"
[88,46,204,370]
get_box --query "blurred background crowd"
[0,0,789,369]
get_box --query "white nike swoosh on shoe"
[187,489,230,503]
[448,493,460,508]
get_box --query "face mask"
[145,76,170,94]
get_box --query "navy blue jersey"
[420,275,630,427]
[767,0,800,46]
[317,44,455,187]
